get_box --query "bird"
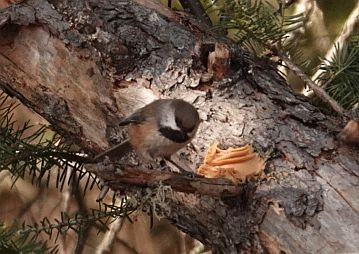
[95,99,201,172]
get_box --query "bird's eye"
[175,117,182,128]
[184,126,194,132]
[176,117,195,133]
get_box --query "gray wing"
[118,99,165,126]
[118,110,147,126]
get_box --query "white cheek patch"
[160,107,180,130]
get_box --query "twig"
[72,174,92,254]
[178,0,212,27]
[115,238,141,254]
[60,184,71,253]
[311,1,359,83]
[96,218,124,254]
[283,0,299,8]
[278,51,346,116]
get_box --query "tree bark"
[0,0,358,253]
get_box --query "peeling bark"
[0,0,358,253]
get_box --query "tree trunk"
[0,0,358,253]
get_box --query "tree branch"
[278,51,346,116]
[86,164,243,197]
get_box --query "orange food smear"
[197,143,266,183]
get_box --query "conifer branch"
[311,1,359,83]
[278,51,346,116]
[17,206,134,241]
[0,92,100,192]
[0,223,56,253]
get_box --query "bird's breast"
[128,122,190,160]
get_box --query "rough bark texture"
[0,0,358,253]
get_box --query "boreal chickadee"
[119,99,200,166]
[92,99,199,201]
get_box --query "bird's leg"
[165,157,195,177]
[157,159,171,171]
[166,158,187,172]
